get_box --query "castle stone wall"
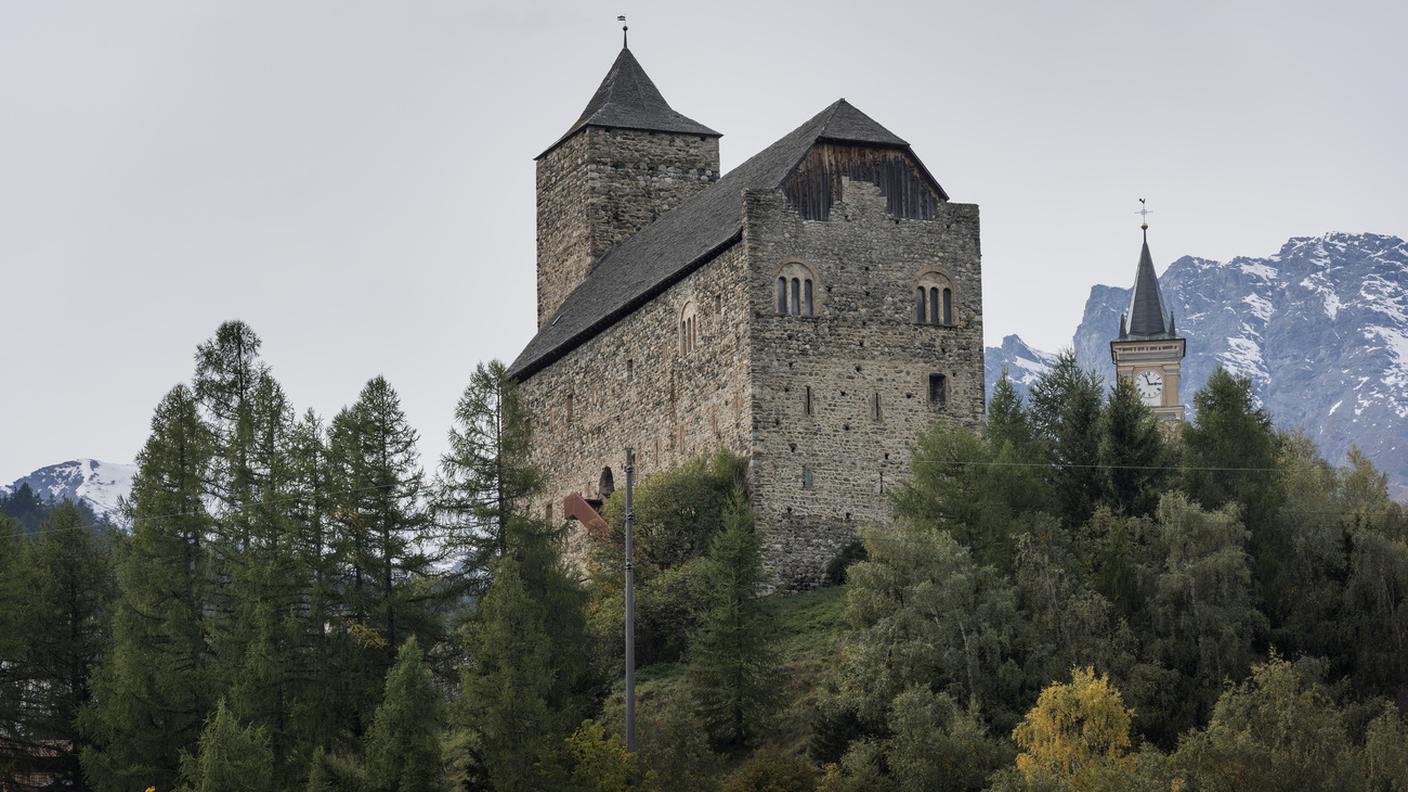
[518,243,753,562]
[535,127,720,327]
[742,179,984,588]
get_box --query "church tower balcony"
[534,46,721,328]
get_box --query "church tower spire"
[533,43,721,328]
[1109,205,1187,421]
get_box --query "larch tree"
[80,385,217,792]
[176,698,274,792]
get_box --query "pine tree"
[364,637,445,792]
[985,369,1037,456]
[176,698,274,792]
[1029,351,1105,527]
[327,376,437,735]
[1099,376,1168,516]
[460,549,570,791]
[688,492,779,749]
[81,385,217,792]
[3,503,117,789]
[438,360,544,586]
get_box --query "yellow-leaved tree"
[1011,667,1135,789]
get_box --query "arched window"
[679,301,699,354]
[914,270,957,326]
[599,467,615,498]
[774,261,818,317]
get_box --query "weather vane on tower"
[1136,197,1153,231]
[618,15,628,48]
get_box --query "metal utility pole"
[624,446,637,753]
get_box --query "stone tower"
[534,47,722,328]
[1111,226,1186,420]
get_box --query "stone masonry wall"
[535,127,720,328]
[518,243,753,563]
[743,178,984,589]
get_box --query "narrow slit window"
[776,277,787,315]
[929,287,940,326]
[790,278,801,316]
[873,392,882,419]
[804,385,813,416]
[803,279,814,316]
[942,288,953,325]
[566,393,574,425]
[915,286,926,323]
[802,465,814,490]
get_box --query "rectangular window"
[790,278,801,316]
[776,278,787,315]
[929,287,940,326]
[804,385,813,416]
[928,374,947,407]
[942,287,953,325]
[873,392,882,419]
[803,279,814,316]
[915,286,926,323]
[802,465,814,490]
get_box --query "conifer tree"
[459,549,570,791]
[1099,376,1168,516]
[81,385,216,792]
[1029,351,1105,527]
[364,637,445,792]
[3,503,117,789]
[327,376,437,735]
[688,492,779,748]
[176,698,274,792]
[985,369,1037,457]
[438,360,544,585]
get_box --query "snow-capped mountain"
[1,459,136,524]
[984,334,1058,403]
[986,232,1408,498]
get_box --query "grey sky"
[2,0,1405,482]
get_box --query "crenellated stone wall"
[535,127,720,328]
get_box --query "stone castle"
[508,45,985,588]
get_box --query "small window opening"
[790,278,801,316]
[915,286,926,323]
[566,393,574,425]
[803,279,814,316]
[802,465,814,490]
[873,392,882,419]
[776,278,787,315]
[929,287,940,325]
[942,287,953,325]
[928,374,947,407]
[599,467,615,498]
[804,385,813,416]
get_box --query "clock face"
[1136,369,1164,405]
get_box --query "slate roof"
[537,47,720,159]
[1123,231,1172,338]
[510,99,940,380]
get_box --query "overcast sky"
[2,0,1405,482]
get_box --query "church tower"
[1110,219,1186,421]
[534,45,721,328]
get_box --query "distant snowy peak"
[2,459,136,524]
[985,334,1059,402]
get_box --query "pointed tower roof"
[1124,230,1171,338]
[537,47,720,159]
